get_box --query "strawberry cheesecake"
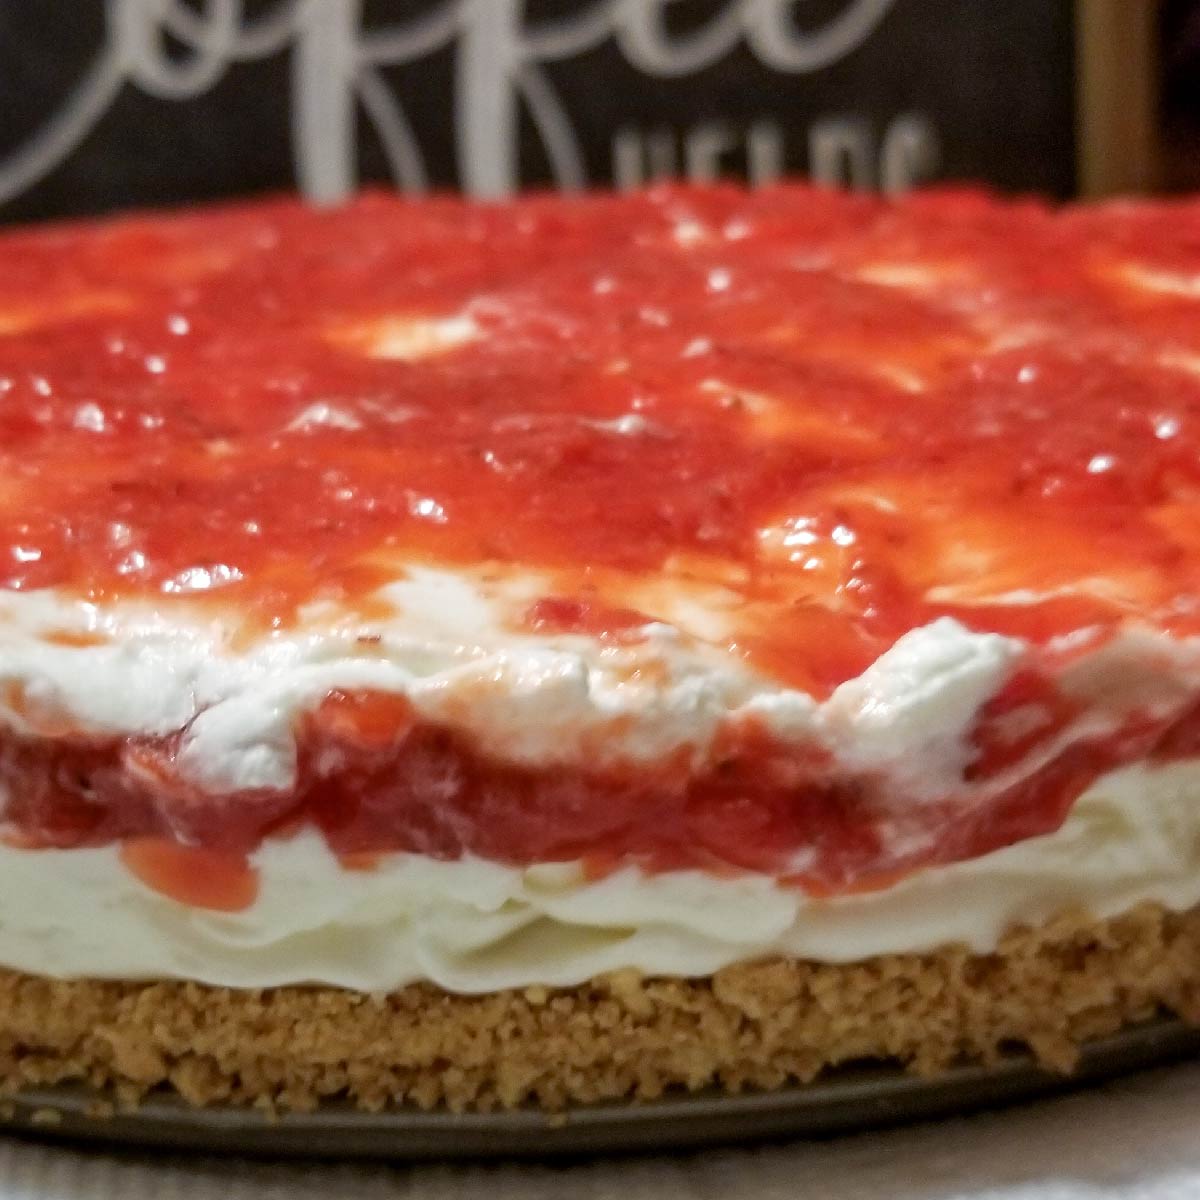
[0,183,1199,1112]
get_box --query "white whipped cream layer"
[0,570,978,795]
[0,567,1196,813]
[1,759,1198,992]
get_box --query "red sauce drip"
[120,837,259,912]
[0,185,1198,885]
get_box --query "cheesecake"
[0,183,1199,1112]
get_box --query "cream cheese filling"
[0,758,1197,993]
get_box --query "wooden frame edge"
[1076,0,1161,197]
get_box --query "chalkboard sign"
[0,0,1160,223]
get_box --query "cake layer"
[2,760,1198,993]
[1,902,1196,1112]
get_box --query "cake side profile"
[0,183,1199,1110]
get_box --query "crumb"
[0,902,1196,1113]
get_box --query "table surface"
[1,1059,1199,1200]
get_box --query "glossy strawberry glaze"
[3,183,1200,900]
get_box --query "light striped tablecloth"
[2,1060,1199,1200]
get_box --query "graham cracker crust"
[0,902,1197,1113]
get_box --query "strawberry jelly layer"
[3,686,1199,892]
[2,185,1200,884]
[2,188,1200,661]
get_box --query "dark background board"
[0,0,1078,223]
[1162,0,1200,189]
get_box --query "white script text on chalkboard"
[0,0,939,203]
